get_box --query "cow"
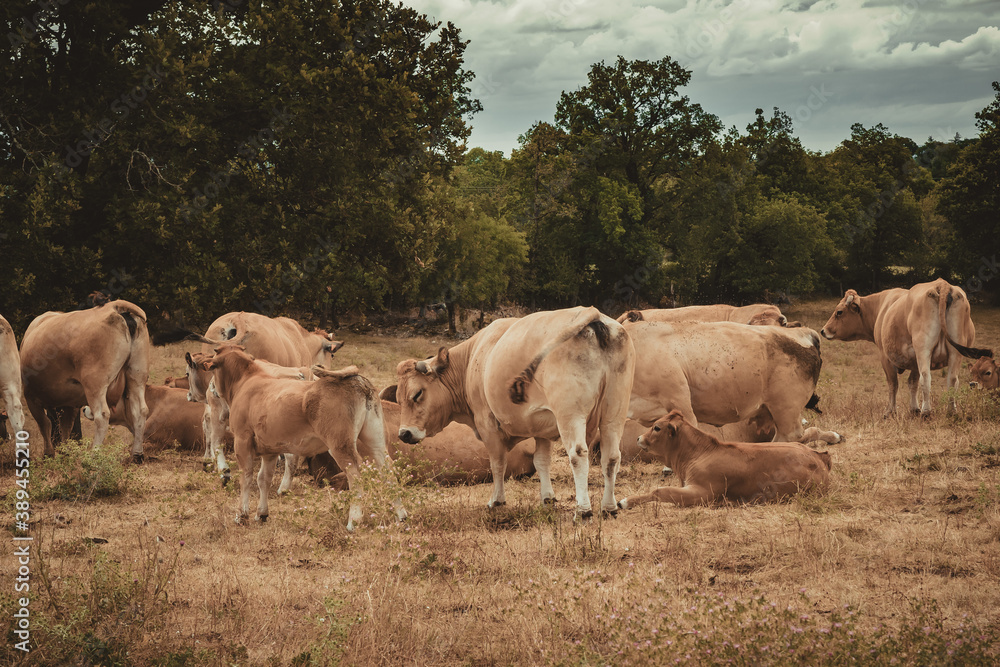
[623,319,841,445]
[306,390,537,489]
[617,411,832,509]
[20,300,149,459]
[185,348,311,492]
[109,383,228,453]
[164,375,189,389]
[395,306,635,519]
[969,355,999,391]
[820,279,993,416]
[1,314,25,440]
[206,346,407,530]
[618,304,788,327]
[177,312,342,482]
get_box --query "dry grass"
[2,300,1000,665]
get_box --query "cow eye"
[412,389,424,403]
[986,371,993,377]
[836,310,842,317]
[652,426,661,432]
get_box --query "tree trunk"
[447,301,458,335]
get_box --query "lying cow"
[623,319,841,444]
[618,303,788,327]
[1,314,25,440]
[20,300,149,459]
[617,411,832,509]
[969,355,998,391]
[207,346,407,530]
[306,388,536,489]
[396,306,635,519]
[109,383,231,454]
[820,279,992,416]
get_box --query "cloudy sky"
[402,0,999,155]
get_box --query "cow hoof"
[221,473,231,488]
[661,466,674,477]
[235,515,247,526]
[487,501,506,509]
[602,508,618,519]
[542,497,557,505]
[574,509,594,522]
[202,461,212,473]
[131,454,144,465]
[257,514,268,524]
[617,499,629,510]
[920,412,932,421]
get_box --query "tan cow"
[623,319,840,446]
[1,314,25,440]
[109,384,229,453]
[396,306,635,519]
[186,348,312,492]
[307,391,537,489]
[20,301,149,459]
[969,356,999,391]
[820,279,992,416]
[618,304,788,327]
[207,347,406,530]
[617,411,832,509]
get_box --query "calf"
[618,411,831,509]
[208,347,407,530]
[969,355,998,391]
[109,384,230,453]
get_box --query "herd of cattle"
[0,278,995,529]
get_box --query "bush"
[34,438,139,502]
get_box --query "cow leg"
[2,386,25,437]
[906,370,921,414]
[256,455,278,521]
[81,381,113,449]
[27,399,55,457]
[358,405,408,523]
[597,418,624,515]
[945,350,962,413]
[482,436,510,508]
[914,346,934,416]
[277,454,298,495]
[557,416,592,519]
[532,438,556,504]
[618,484,714,509]
[205,391,232,484]
[326,441,365,531]
[233,437,255,524]
[799,426,843,445]
[879,356,900,416]
[123,374,148,462]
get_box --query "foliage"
[31,438,139,501]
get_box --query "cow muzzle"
[820,328,833,340]
[969,381,981,389]
[398,426,425,445]
[636,435,647,451]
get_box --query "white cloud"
[402,0,999,153]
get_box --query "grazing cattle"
[164,375,189,389]
[306,392,537,489]
[969,355,998,391]
[1,314,25,440]
[617,411,832,509]
[20,301,149,459]
[820,279,992,416]
[395,306,635,519]
[207,347,407,530]
[624,320,841,444]
[618,304,788,327]
[109,384,228,453]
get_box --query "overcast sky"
[402,0,999,156]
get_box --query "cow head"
[205,345,256,400]
[820,290,867,341]
[746,306,787,327]
[310,328,344,365]
[184,351,215,402]
[969,356,999,391]
[637,410,687,459]
[395,347,453,444]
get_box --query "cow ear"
[185,352,196,368]
[379,385,398,403]
[330,340,344,354]
[199,359,214,371]
[430,347,450,374]
[667,422,678,437]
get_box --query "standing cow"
[395,306,635,519]
[623,319,840,444]
[820,279,992,416]
[20,300,149,459]
[1,314,26,440]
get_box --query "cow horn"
[844,293,854,307]
[415,361,429,374]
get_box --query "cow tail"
[805,393,823,414]
[510,308,610,404]
[938,284,994,359]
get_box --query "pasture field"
[3,298,1000,665]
